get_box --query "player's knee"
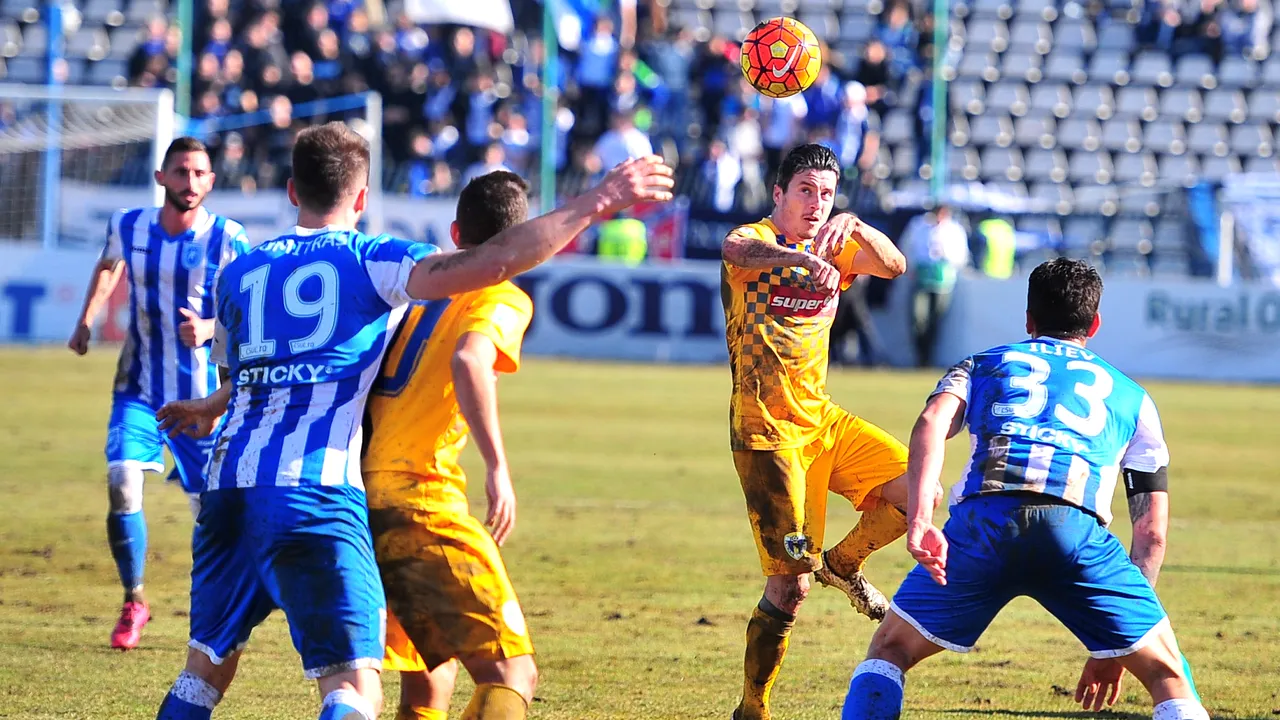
[865,614,932,672]
[183,646,238,695]
[107,465,145,514]
[765,573,810,613]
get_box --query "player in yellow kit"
[363,171,537,720]
[721,145,919,720]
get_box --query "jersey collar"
[150,206,210,242]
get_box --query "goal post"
[0,84,175,248]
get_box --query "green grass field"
[1,348,1277,719]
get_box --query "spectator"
[313,28,344,84]
[220,49,246,111]
[854,40,893,115]
[288,52,321,108]
[402,131,435,196]
[803,66,843,132]
[501,112,534,175]
[577,17,621,138]
[591,109,653,171]
[836,82,880,177]
[462,143,512,186]
[204,18,234,61]
[213,133,255,190]
[904,206,970,366]
[193,52,222,100]
[699,138,743,213]
[1222,0,1274,58]
[1174,0,1225,57]
[761,93,808,185]
[877,2,919,80]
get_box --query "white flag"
[403,0,515,34]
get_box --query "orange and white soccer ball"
[740,17,823,99]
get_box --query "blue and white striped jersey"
[205,226,437,492]
[102,206,251,408]
[934,337,1169,525]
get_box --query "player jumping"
[720,143,913,720]
[841,258,1207,720]
[363,170,538,720]
[66,137,249,651]
[152,121,674,720]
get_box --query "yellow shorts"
[733,409,908,576]
[366,471,534,673]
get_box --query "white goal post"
[0,84,175,248]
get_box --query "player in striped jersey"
[66,136,250,651]
[842,259,1208,720]
[151,122,675,720]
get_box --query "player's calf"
[842,610,945,720]
[156,648,240,720]
[457,654,538,719]
[318,669,383,720]
[1116,625,1208,719]
[397,660,458,720]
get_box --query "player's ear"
[353,186,369,214]
[153,168,164,186]
[286,178,299,208]
[450,221,460,246]
[772,182,784,208]
[1087,312,1101,338]
[1025,310,1036,337]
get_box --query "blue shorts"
[187,485,387,678]
[105,393,212,493]
[891,494,1169,658]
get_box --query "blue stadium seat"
[124,0,165,25]
[1,20,19,58]
[1114,85,1158,121]
[1187,123,1229,157]
[1024,147,1068,181]
[980,146,1025,180]
[951,80,987,115]
[1073,185,1119,215]
[107,25,140,60]
[1158,88,1202,123]
[970,0,1014,20]
[18,23,47,57]
[83,0,124,27]
[1218,57,1259,89]
[1229,124,1274,157]
[1030,181,1073,214]
[797,10,839,38]
[1157,152,1199,185]
[1245,155,1280,173]
[1009,18,1052,54]
[1246,90,1280,124]
[1017,0,1058,21]
[1071,85,1115,120]
[1053,20,1098,53]
[966,19,1010,53]
[891,144,920,178]
[1149,251,1189,277]
[971,113,1014,146]
[881,109,914,145]
[1069,150,1114,184]
[86,57,128,85]
[1130,52,1173,88]
[1113,151,1157,186]
[1102,118,1143,153]
[1108,218,1154,253]
[1117,188,1161,216]
[1014,114,1056,148]
[1095,23,1135,53]
[1029,81,1070,117]
[958,50,999,81]
[1152,218,1188,250]
[2,55,44,82]
[1263,56,1280,86]
[1203,88,1248,124]
[712,10,752,39]
[1087,50,1130,85]
[1001,49,1043,83]
[839,14,874,43]
[1175,55,1216,90]
[0,0,39,23]
[1044,50,1086,85]
[1200,154,1241,182]
[1056,117,1101,151]
[986,81,1030,116]
[951,147,982,181]
[1062,216,1107,258]
[66,29,108,61]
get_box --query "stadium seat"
[1108,218,1154,253]
[891,144,920,178]
[958,50,998,80]
[1024,147,1068,181]
[1131,52,1174,88]
[1001,49,1043,82]
[840,14,874,43]
[970,0,1015,20]
[1175,55,1217,90]
[1263,56,1280,86]
[124,0,165,25]
[0,0,39,23]
[1117,188,1161,216]
[797,10,839,38]
[981,146,1025,180]
[713,10,752,39]
[987,81,1030,116]
[1157,153,1199,185]
[83,0,124,27]
[1,55,43,82]
[1102,118,1143,153]
[1073,185,1119,215]
[971,113,1015,146]
[950,147,982,180]
[1149,251,1189,277]
[967,19,1010,53]
[62,57,86,83]
[1187,123,1229,156]
[1114,86,1158,121]
[1246,90,1280,124]
[107,26,139,60]
[1014,114,1056,148]
[1218,57,1259,89]
[1030,180,1074,214]
[1245,155,1280,173]
[86,57,128,86]
[951,80,987,115]
[951,114,973,145]
[1029,82,1071,117]
[18,23,46,57]
[1057,117,1102,151]
[0,20,19,58]
[1152,218,1188,250]
[1069,150,1114,184]
[1071,85,1115,120]
[1229,124,1274,157]
[66,29,108,61]
[1044,51,1087,85]
[1062,215,1107,257]
[1088,50,1130,85]
[881,109,914,145]
[1095,23,1135,52]
[1053,20,1098,53]
[1017,0,1058,21]
[1202,88,1248,124]
[1200,154,1241,182]
[1113,151,1157,186]
[1009,18,1052,54]
[1159,88,1202,123]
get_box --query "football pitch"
[1,347,1277,719]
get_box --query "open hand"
[157,398,220,439]
[485,465,517,546]
[593,155,676,216]
[812,212,859,263]
[1075,658,1124,712]
[906,518,949,585]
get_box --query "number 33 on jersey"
[933,337,1170,524]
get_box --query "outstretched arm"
[1125,480,1169,586]
[904,392,966,585]
[845,215,907,279]
[452,332,517,545]
[405,156,674,301]
[722,233,842,296]
[68,258,124,355]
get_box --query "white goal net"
[0,85,174,248]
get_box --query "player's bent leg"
[1114,625,1206,717]
[841,607,946,720]
[155,648,242,720]
[457,654,538,719]
[317,669,384,720]
[397,661,458,720]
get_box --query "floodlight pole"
[43,0,63,249]
[176,0,193,118]
[928,0,950,201]
[540,1,559,216]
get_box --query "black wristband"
[1123,467,1169,496]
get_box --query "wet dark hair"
[776,143,840,191]
[1027,258,1103,339]
[290,121,370,211]
[455,170,530,247]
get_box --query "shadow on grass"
[1163,564,1280,577]
[936,711,1146,719]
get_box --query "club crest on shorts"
[182,243,204,270]
[784,532,810,561]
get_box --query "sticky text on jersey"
[237,363,332,385]
[999,421,1090,454]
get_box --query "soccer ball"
[740,17,823,99]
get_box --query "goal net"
[0,84,174,248]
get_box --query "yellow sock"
[459,684,527,720]
[397,707,448,720]
[736,599,796,720]
[825,499,907,578]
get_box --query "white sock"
[171,670,222,709]
[852,658,906,688]
[1154,698,1209,720]
[320,688,376,720]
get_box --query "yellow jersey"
[362,281,533,504]
[721,218,860,451]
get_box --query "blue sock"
[842,659,905,720]
[318,688,375,720]
[107,510,147,594]
[156,671,220,720]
